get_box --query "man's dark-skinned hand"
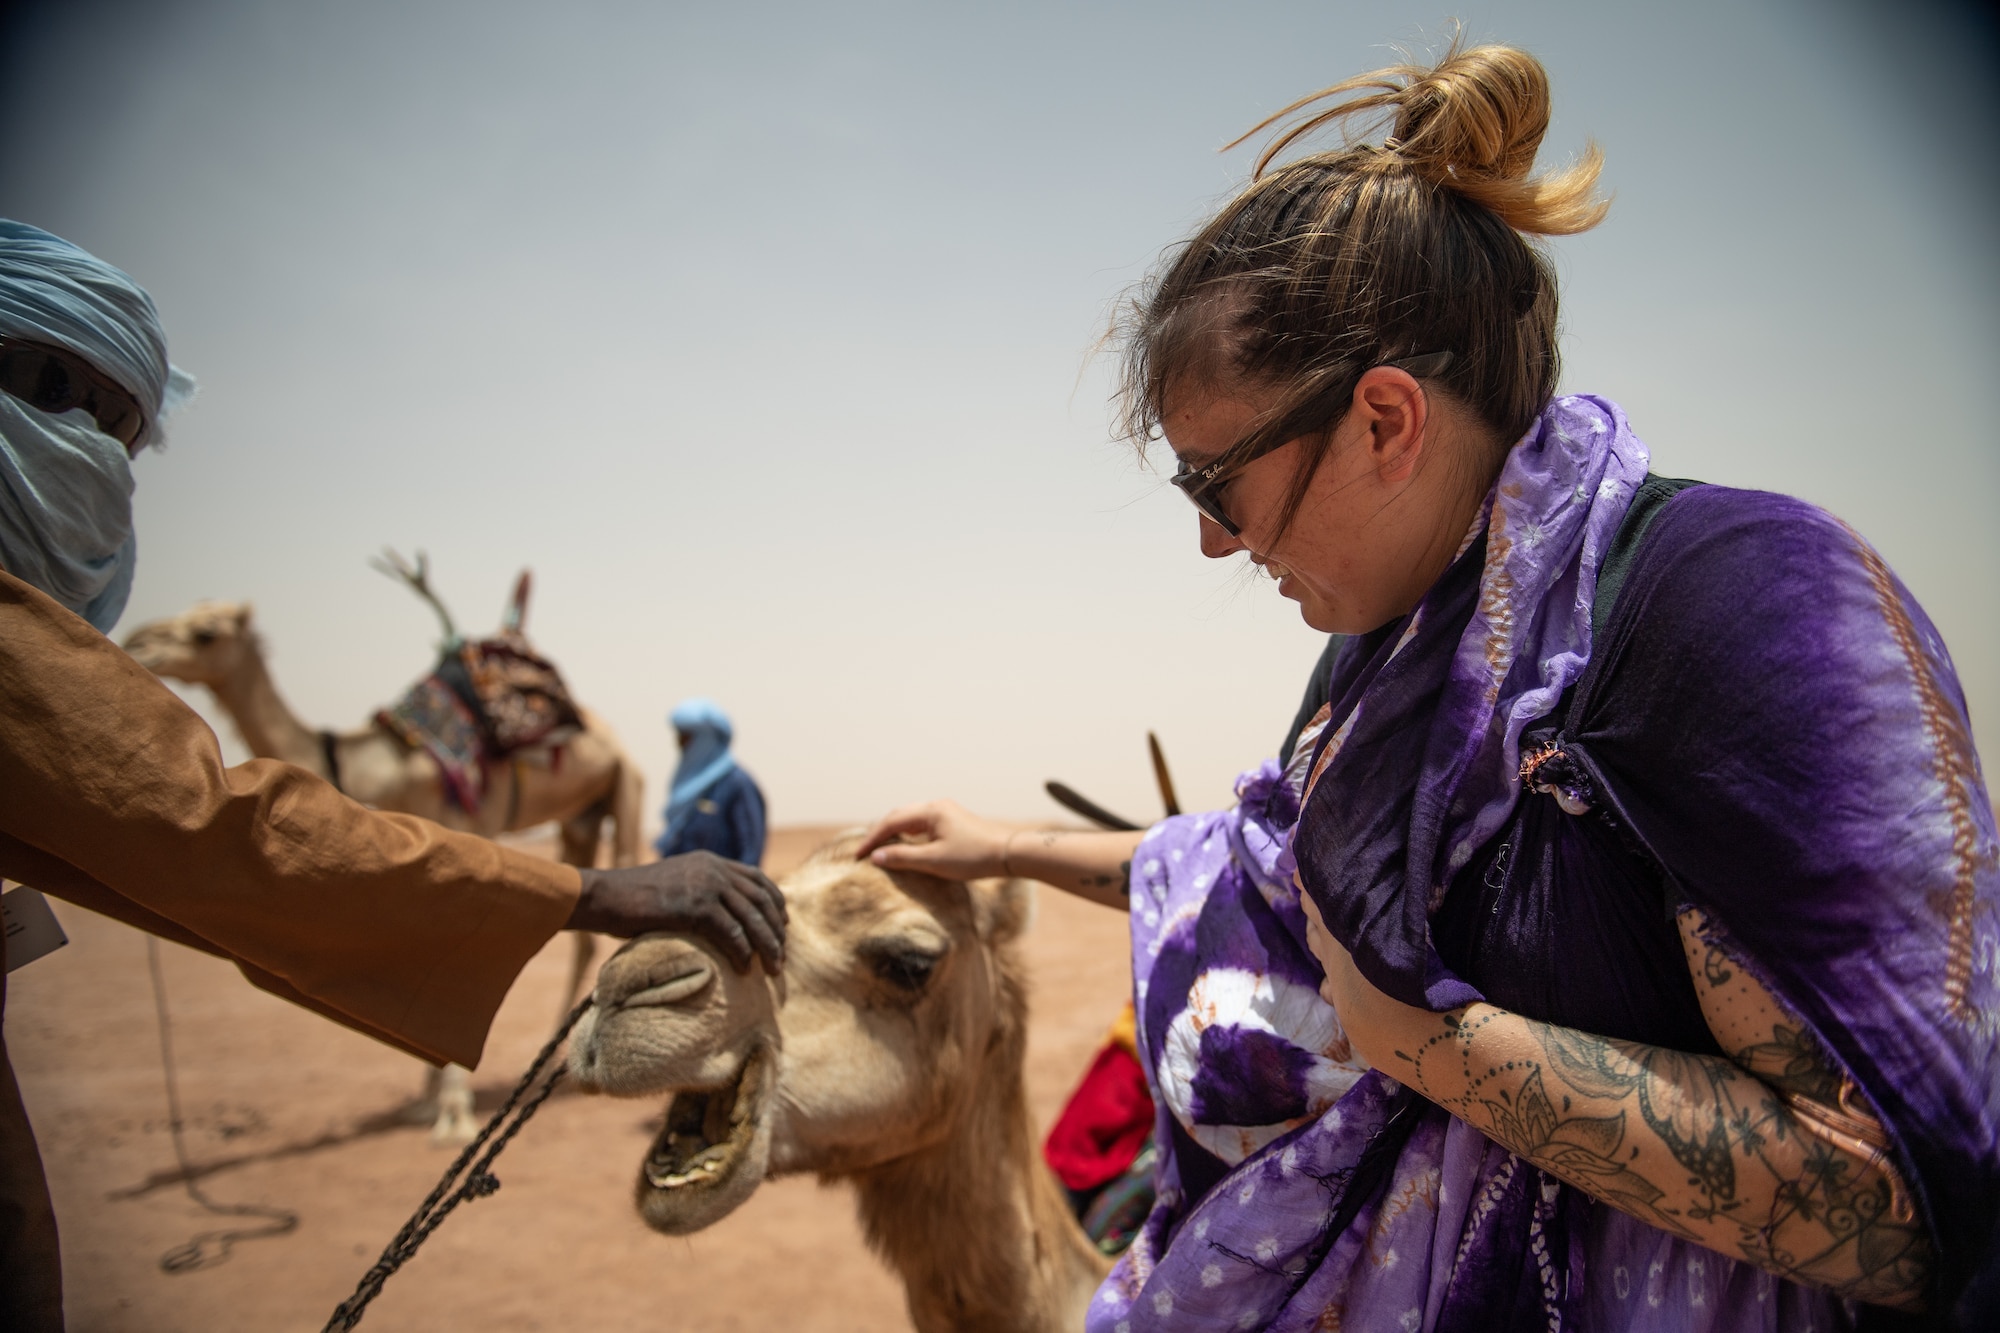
[566,852,787,974]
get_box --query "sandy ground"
[9,826,1133,1332]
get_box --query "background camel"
[569,834,1112,1333]
[123,586,643,1142]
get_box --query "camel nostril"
[615,963,715,1011]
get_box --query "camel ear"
[973,876,1036,945]
[234,603,254,630]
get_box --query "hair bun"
[1393,47,1548,185]
[1239,38,1609,237]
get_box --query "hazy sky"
[2,0,1994,829]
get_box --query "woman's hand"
[856,799,1145,910]
[855,799,1013,881]
[1298,887,1431,1070]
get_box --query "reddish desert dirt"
[9,826,1134,1332]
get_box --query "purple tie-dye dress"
[1090,398,2000,1332]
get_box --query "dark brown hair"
[1117,39,1610,532]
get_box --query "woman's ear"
[1351,367,1430,484]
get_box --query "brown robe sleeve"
[0,571,581,1069]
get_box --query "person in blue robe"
[654,698,766,867]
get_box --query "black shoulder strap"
[1548,473,1704,747]
[1591,474,1703,642]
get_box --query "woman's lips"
[1264,559,1297,596]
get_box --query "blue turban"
[0,221,195,631]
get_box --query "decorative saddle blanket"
[376,632,582,812]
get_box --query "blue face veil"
[663,698,739,843]
[0,221,194,632]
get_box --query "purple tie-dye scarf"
[1292,393,1650,1010]
[1094,769,1846,1333]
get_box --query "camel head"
[569,834,1036,1237]
[122,600,258,687]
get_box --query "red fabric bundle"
[1044,1038,1154,1194]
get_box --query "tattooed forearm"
[1539,1025,1743,1210]
[1389,913,1933,1309]
[1451,1027,1690,1240]
[1002,831,1142,910]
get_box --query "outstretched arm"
[1303,896,1932,1308]
[854,799,1142,910]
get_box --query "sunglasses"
[1169,350,1455,536]
[0,337,149,455]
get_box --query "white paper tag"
[3,885,69,972]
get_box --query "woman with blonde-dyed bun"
[860,36,1999,1332]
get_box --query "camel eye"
[191,628,217,646]
[864,942,942,994]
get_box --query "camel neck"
[852,1064,1105,1333]
[210,641,325,775]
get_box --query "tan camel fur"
[123,599,643,1142]
[570,835,1112,1333]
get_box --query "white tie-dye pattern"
[1155,968,1368,1162]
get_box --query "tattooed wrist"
[1076,860,1133,892]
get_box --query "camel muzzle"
[569,934,771,1096]
[568,932,780,1234]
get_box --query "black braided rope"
[322,995,593,1331]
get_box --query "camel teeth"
[646,1158,724,1190]
[661,1143,727,1169]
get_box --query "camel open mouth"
[636,1045,771,1232]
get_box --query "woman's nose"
[1198,512,1245,559]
